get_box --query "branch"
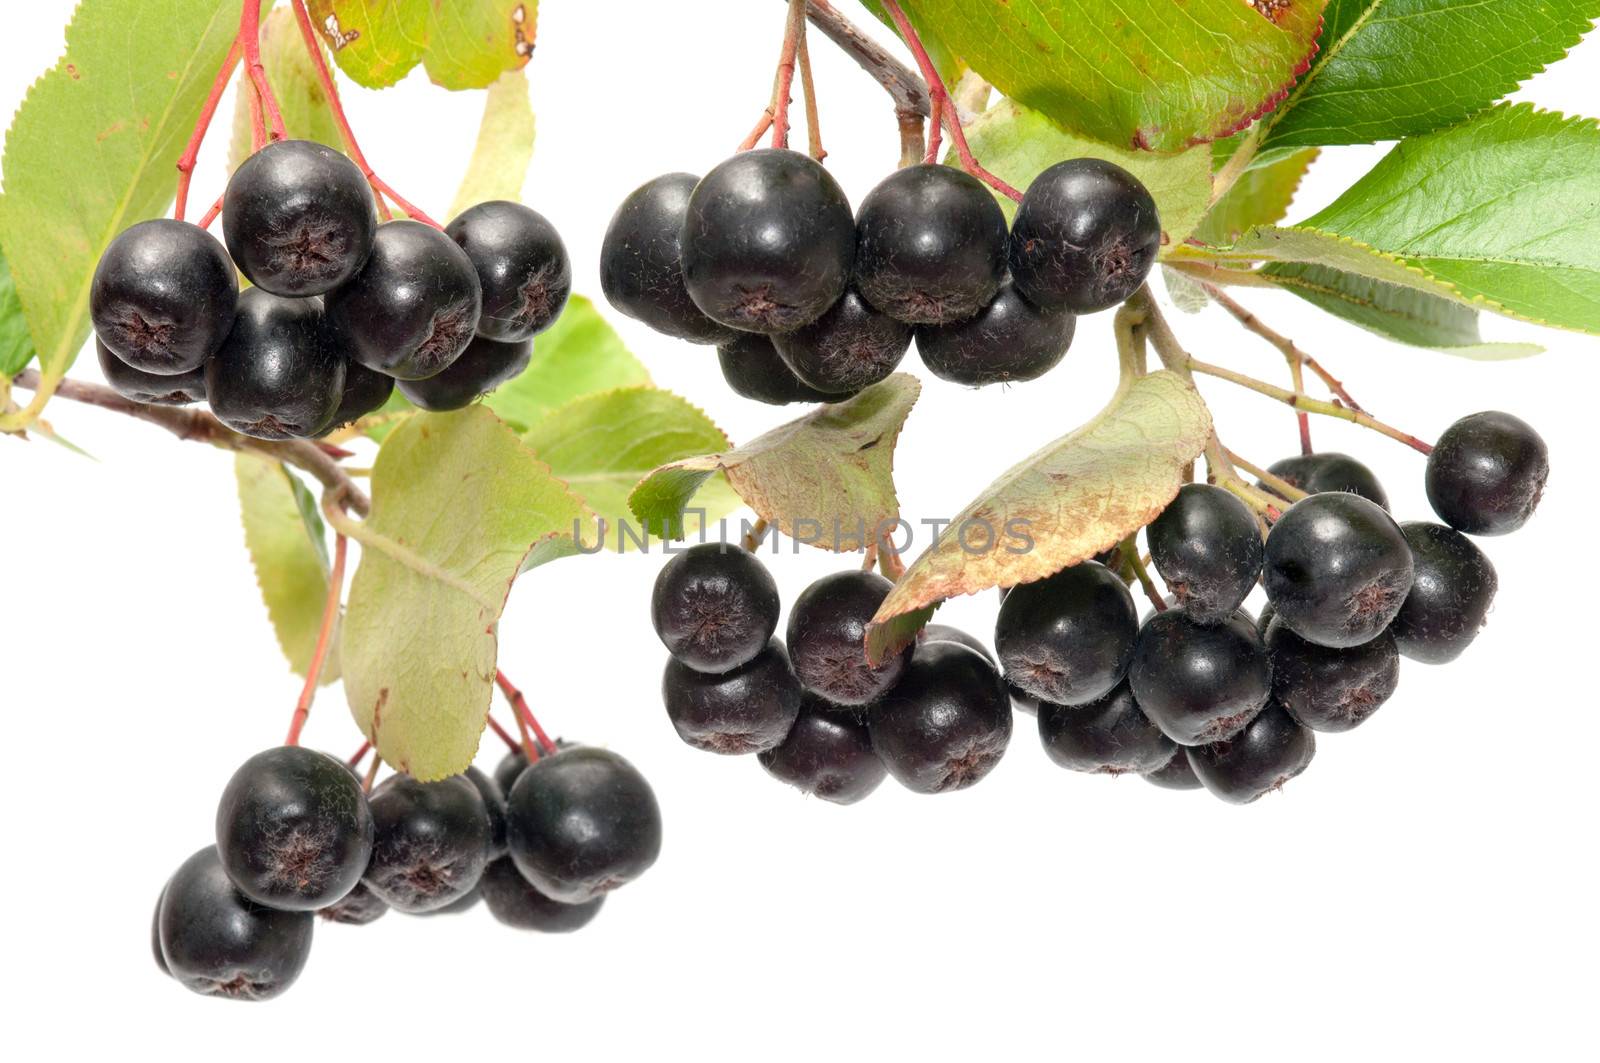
[8,369,371,516]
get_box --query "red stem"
[496,669,556,755]
[485,714,522,754]
[285,533,348,747]
[240,0,287,141]
[175,38,242,222]
[347,739,371,767]
[288,0,440,227]
[197,191,226,230]
[769,0,806,150]
[246,73,266,153]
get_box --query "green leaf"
[229,6,344,171]
[1261,262,1543,359]
[0,245,38,377]
[1261,0,1600,151]
[523,387,741,549]
[961,99,1212,249]
[307,0,534,90]
[236,453,341,683]
[860,0,965,85]
[447,70,535,221]
[306,0,428,89]
[896,0,1324,153]
[1194,148,1318,247]
[865,370,1211,661]
[342,406,589,780]
[630,374,921,551]
[0,0,248,427]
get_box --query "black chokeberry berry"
[994,561,1138,706]
[1264,452,1389,510]
[772,289,912,394]
[718,332,838,404]
[363,773,492,913]
[682,148,855,333]
[869,641,1013,794]
[223,139,376,296]
[651,542,780,673]
[1425,411,1548,535]
[1188,704,1315,804]
[325,219,482,380]
[396,334,531,411]
[506,747,662,904]
[1265,618,1399,732]
[418,886,482,915]
[152,887,170,976]
[915,280,1075,386]
[1007,682,1040,717]
[205,287,346,440]
[321,359,395,433]
[480,857,605,932]
[90,218,237,373]
[317,880,389,925]
[757,694,887,804]
[1142,747,1203,791]
[600,172,737,345]
[920,623,994,664]
[158,846,314,1001]
[463,765,510,859]
[662,638,803,754]
[1037,681,1176,776]
[215,746,375,911]
[1147,483,1264,624]
[853,163,1008,325]
[446,200,570,341]
[1263,493,1414,648]
[97,339,207,406]
[494,749,530,796]
[1008,158,1161,314]
[1392,521,1499,664]
[1128,608,1271,746]
[786,570,911,706]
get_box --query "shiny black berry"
[662,638,803,754]
[494,749,530,796]
[920,623,994,664]
[447,200,570,341]
[1266,618,1399,732]
[757,694,886,805]
[152,886,170,976]
[205,287,345,440]
[1037,681,1176,776]
[215,746,374,911]
[363,773,492,913]
[1264,452,1389,510]
[1129,608,1272,746]
[1143,747,1202,791]
[479,857,605,932]
[1007,682,1041,717]
[317,880,389,926]
[97,339,207,406]
[463,765,509,859]
[417,886,481,916]
[682,148,855,333]
[994,561,1138,706]
[651,541,780,673]
[396,334,530,411]
[1188,704,1315,804]
[915,280,1075,386]
[600,172,737,345]
[158,846,314,1001]
[325,219,482,380]
[869,641,1013,794]
[1426,411,1548,535]
[1263,493,1414,648]
[321,359,395,433]
[90,218,237,373]
[223,139,376,296]
[1392,521,1499,664]
[718,332,838,404]
[853,164,1008,325]
[1009,159,1161,314]
[1147,483,1263,624]
[786,570,911,706]
[772,289,911,394]
[506,746,662,904]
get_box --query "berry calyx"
[1008,158,1161,315]
[90,218,237,374]
[650,541,781,673]
[1263,493,1415,648]
[96,339,207,406]
[661,638,803,754]
[479,857,605,932]
[718,332,839,405]
[869,641,1013,794]
[1146,482,1264,624]
[215,746,375,911]
[1425,411,1549,535]
[205,287,346,440]
[1391,521,1499,664]
[786,570,911,706]
[223,139,377,297]
[1265,618,1399,732]
[915,280,1076,386]
[363,773,492,913]
[1188,704,1316,804]
[853,163,1008,325]
[1263,452,1389,510]
[395,334,531,411]
[757,694,886,805]
[446,200,571,341]
[994,561,1138,706]
[1128,608,1272,746]
[1037,681,1176,776]
[772,289,912,394]
[681,148,856,334]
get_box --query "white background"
[2,2,1596,1058]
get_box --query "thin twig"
[485,714,522,754]
[285,533,348,746]
[175,38,242,221]
[800,0,928,163]
[497,670,555,756]
[1224,449,1311,503]
[770,0,807,150]
[240,0,287,140]
[796,34,825,161]
[1122,537,1166,612]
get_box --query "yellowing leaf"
[447,69,535,220]
[1194,148,1318,246]
[308,0,535,91]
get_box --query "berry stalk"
[769,0,808,150]
[346,739,371,767]
[496,669,556,756]
[796,33,826,161]
[1122,536,1167,612]
[1222,450,1311,503]
[284,533,348,747]
[174,38,242,222]
[485,714,522,754]
[240,0,288,142]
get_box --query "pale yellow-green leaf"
[1194,148,1318,247]
[447,69,535,221]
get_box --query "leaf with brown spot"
[865,371,1212,661]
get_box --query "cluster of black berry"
[653,544,1012,799]
[152,741,660,1000]
[601,150,1160,401]
[92,139,570,437]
